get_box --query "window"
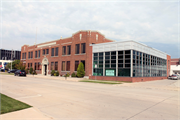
[35,51,37,58]
[51,62,54,70]
[51,48,54,56]
[81,43,86,53]
[75,44,80,54]
[67,45,71,55]
[31,52,33,58]
[22,53,24,59]
[55,62,58,70]
[46,49,49,54]
[62,46,66,55]
[25,53,26,59]
[38,50,40,57]
[75,61,79,71]
[35,63,37,70]
[38,62,40,70]
[28,52,30,59]
[81,60,85,70]
[43,49,45,55]
[55,47,58,56]
[62,61,65,71]
[66,61,70,71]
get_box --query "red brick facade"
[171,58,180,65]
[21,30,113,76]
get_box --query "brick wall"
[21,30,113,76]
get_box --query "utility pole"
[11,49,13,70]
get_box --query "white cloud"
[0,0,179,57]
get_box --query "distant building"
[0,60,13,70]
[0,49,21,60]
[170,58,180,75]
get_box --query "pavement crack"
[126,95,176,120]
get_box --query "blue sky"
[0,0,179,58]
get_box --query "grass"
[0,72,14,75]
[0,93,31,114]
[79,80,123,84]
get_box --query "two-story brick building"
[21,30,113,76]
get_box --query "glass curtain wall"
[133,50,167,77]
[93,50,166,77]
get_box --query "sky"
[0,0,179,58]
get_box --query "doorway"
[44,65,47,75]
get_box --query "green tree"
[6,60,20,69]
[77,62,85,77]
[29,67,33,74]
[16,61,26,70]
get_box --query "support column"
[130,50,133,77]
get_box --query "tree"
[6,60,20,70]
[77,62,85,77]
[16,61,26,70]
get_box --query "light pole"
[11,49,13,70]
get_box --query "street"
[0,75,179,120]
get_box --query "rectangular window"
[55,62,58,70]
[35,63,37,70]
[22,53,24,59]
[55,47,58,56]
[28,52,30,59]
[35,51,37,58]
[66,61,70,71]
[75,44,80,54]
[25,53,26,59]
[67,45,71,55]
[62,61,65,71]
[81,60,85,71]
[46,49,49,54]
[38,62,40,70]
[38,50,40,57]
[81,43,86,53]
[43,49,45,55]
[31,52,33,58]
[51,48,54,56]
[62,46,66,55]
[51,62,54,70]
[75,61,79,71]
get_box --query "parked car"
[14,70,26,77]
[170,74,179,80]
[8,69,18,73]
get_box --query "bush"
[25,69,28,74]
[77,62,85,77]
[54,71,59,76]
[71,72,76,77]
[29,67,33,74]
[51,70,55,76]
[33,70,37,75]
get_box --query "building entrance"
[42,57,49,75]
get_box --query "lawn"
[0,72,14,75]
[79,80,125,84]
[0,93,31,114]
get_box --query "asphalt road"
[0,75,179,120]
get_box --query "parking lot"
[0,75,179,120]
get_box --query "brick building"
[21,30,113,76]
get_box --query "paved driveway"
[0,75,179,120]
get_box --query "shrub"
[25,69,28,74]
[33,70,37,75]
[51,70,55,76]
[29,67,33,74]
[71,72,76,77]
[54,71,59,76]
[77,62,85,77]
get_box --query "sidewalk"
[0,107,53,120]
[27,74,85,82]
